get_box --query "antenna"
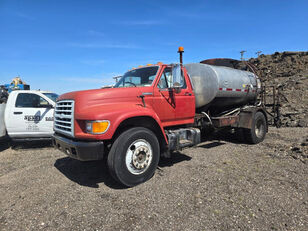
[240,50,246,61]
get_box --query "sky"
[1,0,308,94]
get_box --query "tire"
[107,127,160,187]
[243,111,267,144]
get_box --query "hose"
[201,111,213,126]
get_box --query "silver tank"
[184,63,260,109]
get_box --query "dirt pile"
[249,51,308,127]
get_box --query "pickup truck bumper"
[52,134,105,161]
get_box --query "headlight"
[86,120,110,134]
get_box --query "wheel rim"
[125,139,153,175]
[255,119,265,139]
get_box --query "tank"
[184,63,260,109]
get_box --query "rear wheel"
[107,127,160,187]
[244,111,267,144]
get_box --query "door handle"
[14,112,23,115]
[185,92,192,96]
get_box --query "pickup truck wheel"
[244,111,267,144]
[107,127,160,187]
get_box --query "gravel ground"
[0,127,307,231]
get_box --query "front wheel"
[107,127,160,187]
[243,111,267,144]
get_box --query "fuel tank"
[184,63,260,109]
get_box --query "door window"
[157,67,186,89]
[15,93,49,108]
[157,68,172,89]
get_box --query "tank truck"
[53,47,268,187]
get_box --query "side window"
[15,93,49,108]
[157,67,187,89]
[157,68,172,89]
[40,97,49,106]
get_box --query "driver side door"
[152,67,176,126]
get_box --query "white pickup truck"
[0,90,58,141]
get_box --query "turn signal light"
[86,120,110,134]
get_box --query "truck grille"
[54,100,75,137]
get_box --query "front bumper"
[53,134,105,161]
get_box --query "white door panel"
[5,92,55,138]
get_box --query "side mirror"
[172,64,182,85]
[172,82,181,93]
[171,64,184,93]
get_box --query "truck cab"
[53,63,196,185]
[113,64,196,127]
[3,90,58,139]
[54,63,195,140]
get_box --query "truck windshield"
[114,66,159,88]
[43,93,59,102]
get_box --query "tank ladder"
[259,85,282,127]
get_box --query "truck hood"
[58,87,145,101]
[58,87,152,118]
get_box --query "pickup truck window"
[15,93,50,108]
[114,66,159,88]
[43,93,58,102]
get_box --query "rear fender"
[237,107,268,131]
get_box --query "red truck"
[53,48,268,187]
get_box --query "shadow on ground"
[54,157,125,189]
[201,128,246,145]
[0,138,10,152]
[11,140,53,150]
[159,152,192,167]
[0,139,52,152]
[198,141,226,149]
[54,151,194,189]
[53,129,247,189]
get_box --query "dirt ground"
[0,127,307,231]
